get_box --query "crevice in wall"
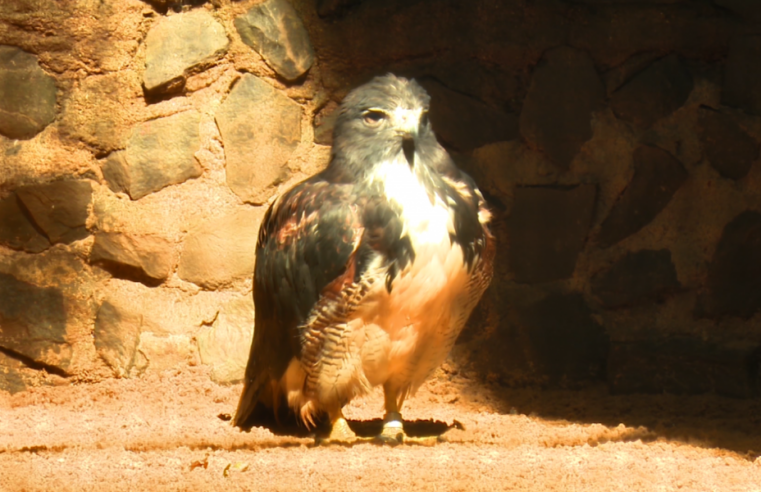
[0,345,70,378]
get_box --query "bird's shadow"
[231,403,455,440]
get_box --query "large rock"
[700,211,761,319]
[609,55,693,128]
[59,71,143,154]
[608,338,760,397]
[143,10,229,94]
[519,46,604,169]
[698,107,759,180]
[421,79,519,153]
[597,146,687,248]
[591,249,681,309]
[178,207,264,289]
[507,185,597,283]
[0,193,50,253]
[216,74,301,204]
[94,298,142,378]
[510,292,609,385]
[0,46,57,139]
[0,273,68,369]
[235,0,315,81]
[135,332,196,374]
[89,232,174,285]
[196,296,255,384]
[16,180,93,245]
[723,35,761,116]
[103,111,202,200]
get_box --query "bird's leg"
[378,384,406,444]
[321,407,357,444]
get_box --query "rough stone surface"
[715,0,761,21]
[143,10,229,94]
[608,339,760,397]
[700,211,761,319]
[116,111,202,200]
[59,71,144,154]
[0,272,68,368]
[196,295,255,384]
[591,249,681,309]
[0,352,27,394]
[723,35,761,116]
[609,55,693,128]
[135,332,196,374]
[235,0,315,81]
[0,45,57,140]
[0,193,50,253]
[421,79,519,152]
[89,232,174,284]
[519,46,604,169]
[178,207,264,289]
[597,146,687,248]
[510,292,609,385]
[16,180,93,245]
[506,185,597,283]
[215,74,301,204]
[313,101,338,146]
[94,298,142,378]
[698,107,759,180]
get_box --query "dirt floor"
[1,367,761,492]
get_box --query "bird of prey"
[234,74,495,444]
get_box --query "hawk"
[234,74,495,444]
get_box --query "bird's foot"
[315,416,359,445]
[373,412,443,446]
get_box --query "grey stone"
[16,180,93,245]
[507,185,597,283]
[609,55,694,128]
[216,75,301,204]
[94,298,142,378]
[178,207,264,289]
[0,193,50,253]
[90,232,174,284]
[519,46,604,169]
[698,107,759,180]
[512,292,609,385]
[0,46,57,139]
[597,146,687,248]
[120,111,202,200]
[724,35,761,116]
[591,249,681,309]
[700,211,761,319]
[196,296,255,384]
[421,78,519,153]
[0,272,68,369]
[235,0,315,81]
[143,10,229,94]
[101,151,130,195]
[608,338,760,397]
[0,352,27,395]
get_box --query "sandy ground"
[1,367,761,492]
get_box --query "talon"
[318,416,358,445]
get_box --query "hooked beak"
[394,107,423,167]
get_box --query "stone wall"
[1,0,760,398]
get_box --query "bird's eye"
[362,110,386,125]
[420,110,430,127]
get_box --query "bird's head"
[330,74,433,176]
